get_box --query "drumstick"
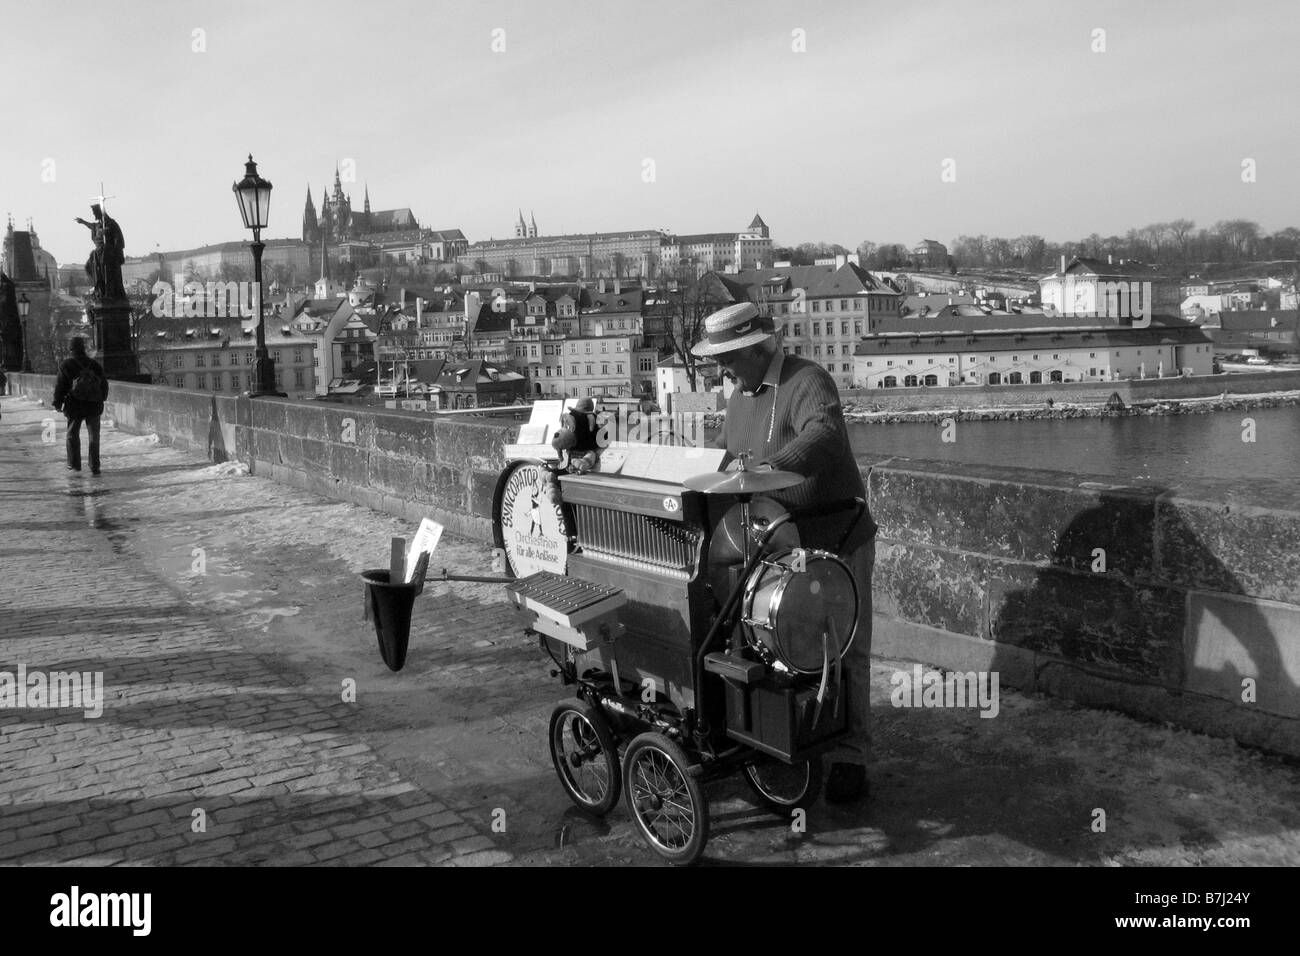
[811,629,830,728]
[828,617,843,721]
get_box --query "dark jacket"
[52,354,109,418]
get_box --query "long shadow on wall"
[990,487,1288,722]
[846,488,1293,863]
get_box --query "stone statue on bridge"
[75,203,126,304]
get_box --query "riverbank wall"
[840,368,1300,414]
[845,389,1300,424]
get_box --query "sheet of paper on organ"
[614,443,726,484]
[515,423,547,444]
[526,400,565,445]
[647,446,725,484]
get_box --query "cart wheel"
[549,701,621,816]
[743,756,823,815]
[622,732,709,865]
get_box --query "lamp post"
[232,154,283,396]
[17,293,30,372]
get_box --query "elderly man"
[693,301,876,803]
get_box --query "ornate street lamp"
[232,154,283,396]
[17,293,30,372]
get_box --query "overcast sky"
[4,0,1297,266]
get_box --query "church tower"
[354,184,371,235]
[515,210,527,239]
[325,167,352,242]
[529,211,538,239]
[302,186,318,243]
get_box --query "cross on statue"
[90,184,115,214]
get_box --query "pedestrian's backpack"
[71,359,104,403]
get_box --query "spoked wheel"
[549,700,621,816]
[743,755,824,815]
[622,732,709,865]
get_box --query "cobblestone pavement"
[2,394,1299,867]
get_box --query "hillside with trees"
[784,220,1299,277]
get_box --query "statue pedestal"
[87,300,150,383]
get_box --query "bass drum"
[741,549,858,675]
[491,459,571,579]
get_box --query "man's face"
[715,343,770,393]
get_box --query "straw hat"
[690,302,775,357]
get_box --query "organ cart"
[493,415,863,865]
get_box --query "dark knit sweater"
[715,352,876,551]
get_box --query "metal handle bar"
[427,569,517,584]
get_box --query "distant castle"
[302,169,418,245]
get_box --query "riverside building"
[853,311,1214,388]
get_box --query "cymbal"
[683,468,804,496]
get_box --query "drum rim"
[742,548,859,674]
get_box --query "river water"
[847,405,1300,483]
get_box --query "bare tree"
[987,237,1013,268]
[1214,220,1261,261]
[218,261,250,284]
[1141,222,1171,261]
[1166,219,1195,264]
[1268,227,1300,260]
[653,266,732,391]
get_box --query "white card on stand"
[405,518,445,583]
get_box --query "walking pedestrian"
[52,337,109,475]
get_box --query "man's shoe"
[67,464,81,472]
[825,762,868,804]
[91,469,101,476]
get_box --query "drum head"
[771,555,858,674]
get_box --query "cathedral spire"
[303,185,318,243]
[364,184,371,214]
